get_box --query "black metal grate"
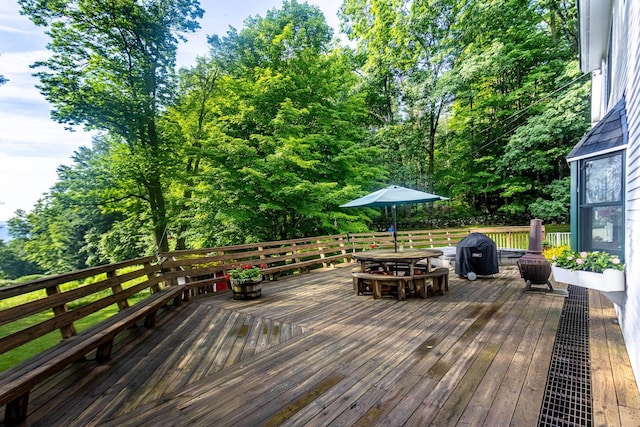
[538,285,592,426]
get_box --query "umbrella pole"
[392,204,398,252]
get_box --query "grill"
[538,285,592,426]
[454,232,499,280]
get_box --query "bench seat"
[0,285,185,425]
[352,272,413,300]
[412,267,450,298]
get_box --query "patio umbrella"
[340,185,448,252]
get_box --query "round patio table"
[352,248,444,275]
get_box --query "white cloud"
[0,154,72,221]
[0,111,94,155]
[0,23,27,34]
[0,50,49,74]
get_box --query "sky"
[0,0,344,222]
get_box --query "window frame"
[578,151,625,259]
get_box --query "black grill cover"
[455,232,499,276]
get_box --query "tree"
[161,58,221,250]
[19,0,203,252]
[0,240,43,279]
[13,139,157,274]
[340,0,463,191]
[443,0,585,219]
[0,211,44,278]
[187,1,382,244]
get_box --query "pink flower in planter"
[576,259,584,265]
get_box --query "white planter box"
[551,265,625,292]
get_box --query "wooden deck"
[9,265,640,426]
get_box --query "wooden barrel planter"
[230,277,263,300]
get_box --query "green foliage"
[167,1,382,244]
[443,0,586,217]
[5,0,588,276]
[19,0,203,253]
[341,0,462,190]
[529,177,571,223]
[228,264,264,281]
[0,239,43,280]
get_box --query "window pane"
[585,155,622,203]
[591,206,623,252]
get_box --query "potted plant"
[548,249,625,292]
[228,264,265,300]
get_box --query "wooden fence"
[348,226,538,251]
[545,232,571,247]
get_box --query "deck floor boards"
[6,264,640,426]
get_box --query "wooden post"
[108,270,130,310]
[46,285,76,339]
[338,236,349,263]
[145,261,161,293]
[318,240,328,268]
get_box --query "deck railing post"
[46,285,76,339]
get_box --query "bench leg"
[144,311,157,328]
[96,339,114,362]
[432,277,442,295]
[398,281,406,301]
[373,281,382,299]
[353,276,362,294]
[439,276,445,295]
[173,294,183,306]
[415,277,427,299]
[5,392,29,425]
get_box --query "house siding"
[618,0,640,391]
[609,0,628,106]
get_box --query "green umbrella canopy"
[341,185,448,252]
[340,185,448,208]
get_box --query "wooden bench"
[0,284,184,424]
[412,267,450,298]
[352,272,413,301]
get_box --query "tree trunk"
[147,175,169,253]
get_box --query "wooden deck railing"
[348,226,540,251]
[0,256,162,356]
[0,225,540,424]
[159,234,351,286]
[546,232,571,247]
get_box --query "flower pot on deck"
[551,265,625,292]
[230,277,263,300]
